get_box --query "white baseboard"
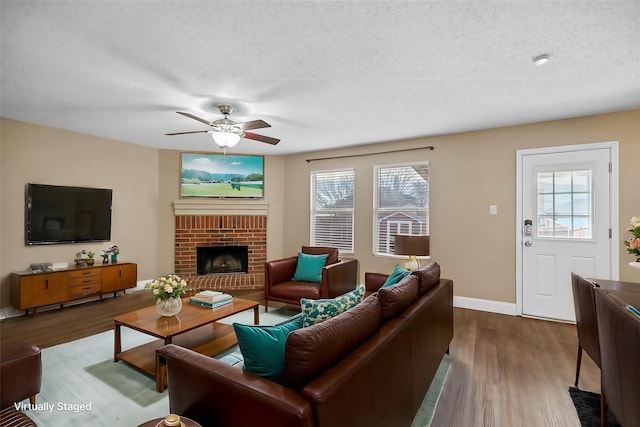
[453,296,517,316]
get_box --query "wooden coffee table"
[113,296,259,392]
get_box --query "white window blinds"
[310,169,355,252]
[374,163,429,255]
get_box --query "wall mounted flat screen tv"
[26,183,113,245]
[180,152,264,199]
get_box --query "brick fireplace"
[173,200,268,292]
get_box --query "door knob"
[524,241,532,247]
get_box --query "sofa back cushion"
[411,262,441,295]
[302,246,339,265]
[377,275,419,321]
[284,296,381,391]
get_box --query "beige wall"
[0,118,161,307]
[2,110,639,310]
[0,119,287,309]
[281,110,640,304]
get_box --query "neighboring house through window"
[310,169,355,252]
[374,162,429,256]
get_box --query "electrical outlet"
[490,205,498,215]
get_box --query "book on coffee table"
[189,298,233,308]
[189,290,233,308]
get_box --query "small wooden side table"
[137,414,201,427]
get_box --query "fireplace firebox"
[197,246,248,275]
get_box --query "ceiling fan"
[166,104,280,149]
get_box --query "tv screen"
[180,152,264,199]
[26,184,113,245]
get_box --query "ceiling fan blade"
[237,119,271,131]
[165,130,210,136]
[244,132,280,145]
[177,112,212,126]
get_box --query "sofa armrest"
[322,258,358,298]
[364,272,388,293]
[158,345,313,427]
[265,256,298,289]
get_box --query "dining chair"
[570,272,600,389]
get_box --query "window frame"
[373,161,430,257]
[310,168,355,253]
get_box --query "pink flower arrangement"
[624,217,640,262]
[146,274,189,301]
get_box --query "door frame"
[515,141,620,317]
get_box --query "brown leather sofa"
[264,246,358,311]
[158,263,453,427]
[594,289,640,427]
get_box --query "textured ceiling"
[1,1,639,155]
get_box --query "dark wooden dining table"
[590,278,640,309]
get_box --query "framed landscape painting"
[180,152,264,199]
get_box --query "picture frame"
[180,152,265,199]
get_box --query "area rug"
[411,353,452,427]
[569,387,621,427]
[25,305,294,427]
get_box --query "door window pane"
[535,169,593,239]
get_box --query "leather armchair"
[0,341,41,427]
[264,246,358,312]
[570,272,600,389]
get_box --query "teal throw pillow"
[382,264,411,288]
[300,285,366,327]
[233,314,303,383]
[292,252,329,283]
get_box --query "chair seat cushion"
[269,281,322,301]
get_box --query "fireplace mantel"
[173,199,268,216]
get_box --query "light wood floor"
[0,290,597,426]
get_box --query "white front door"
[519,144,617,321]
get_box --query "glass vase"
[156,297,182,317]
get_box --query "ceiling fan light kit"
[211,131,241,148]
[166,104,280,149]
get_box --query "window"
[310,169,355,252]
[536,169,592,239]
[374,162,429,255]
